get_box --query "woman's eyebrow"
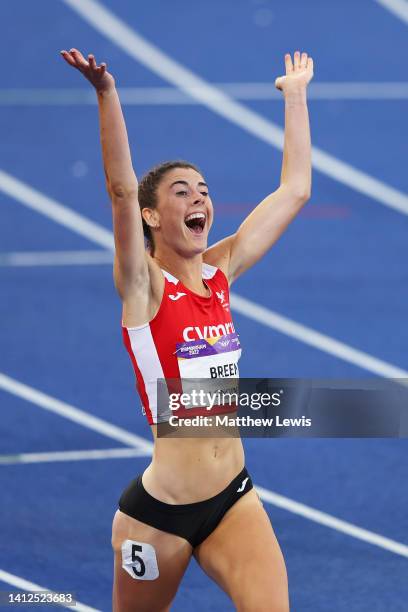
[169,180,208,189]
[170,180,188,188]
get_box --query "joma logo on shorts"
[183,322,235,341]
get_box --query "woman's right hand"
[60,48,115,93]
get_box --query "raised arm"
[60,49,161,323]
[204,51,313,283]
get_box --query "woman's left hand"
[275,51,314,94]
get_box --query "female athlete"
[61,47,313,612]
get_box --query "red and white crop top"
[122,263,241,424]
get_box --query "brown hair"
[138,160,203,252]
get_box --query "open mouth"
[184,212,206,235]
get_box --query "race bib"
[121,539,159,581]
[176,332,241,378]
[175,333,241,411]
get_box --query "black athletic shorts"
[118,466,253,548]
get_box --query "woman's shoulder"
[203,236,233,283]
[202,262,229,290]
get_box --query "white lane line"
[375,0,408,24]
[0,88,97,105]
[0,250,113,266]
[61,0,408,216]
[0,569,100,611]
[223,81,408,100]
[0,170,114,250]
[0,447,150,465]
[3,169,407,378]
[230,293,408,378]
[1,83,408,104]
[256,485,408,559]
[2,372,408,558]
[0,373,153,454]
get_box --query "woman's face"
[152,167,214,256]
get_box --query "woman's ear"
[142,208,160,229]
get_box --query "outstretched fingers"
[285,51,308,74]
[61,49,104,72]
[278,51,314,90]
[60,47,112,92]
[285,51,311,74]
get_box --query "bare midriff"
[141,428,245,504]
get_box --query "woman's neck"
[153,248,209,296]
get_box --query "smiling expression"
[144,167,214,256]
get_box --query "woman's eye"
[176,190,188,196]
[200,192,208,197]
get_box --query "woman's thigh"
[112,510,193,612]
[193,490,289,612]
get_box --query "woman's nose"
[193,193,204,204]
